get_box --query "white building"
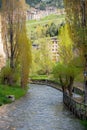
[32,37,59,62]
[26,7,64,20]
[49,37,59,62]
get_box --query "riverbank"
[0,84,27,106]
[30,79,87,128]
[30,79,84,95]
[0,84,86,130]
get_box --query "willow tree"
[31,38,53,76]
[39,38,53,75]
[1,0,26,68]
[53,24,80,96]
[1,0,32,87]
[18,27,31,88]
[64,0,87,103]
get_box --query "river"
[0,84,86,130]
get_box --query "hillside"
[0,0,64,9]
[26,0,64,9]
[0,0,1,8]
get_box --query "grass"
[26,14,65,34]
[30,75,48,80]
[80,120,87,128]
[26,14,65,25]
[40,14,65,21]
[30,74,60,84]
[0,84,27,106]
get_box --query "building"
[32,37,59,62]
[26,7,65,20]
[49,37,59,62]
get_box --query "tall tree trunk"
[84,54,87,104]
[10,30,14,68]
[68,76,74,97]
[59,75,66,93]
[9,9,14,69]
[81,0,87,104]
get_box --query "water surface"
[0,84,86,130]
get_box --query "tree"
[64,0,87,103]
[53,62,80,96]
[58,24,73,64]
[1,0,25,69]
[39,2,46,10]
[46,23,58,37]
[38,38,53,75]
[26,0,64,8]
[53,24,81,96]
[1,0,32,87]
[31,37,53,76]
[18,29,32,88]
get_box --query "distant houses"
[26,7,65,20]
[27,7,65,62]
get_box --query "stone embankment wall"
[63,93,87,120]
[30,79,62,91]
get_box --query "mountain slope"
[0,0,63,9]
[26,0,64,8]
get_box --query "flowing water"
[0,84,86,130]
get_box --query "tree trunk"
[68,76,74,97]
[59,75,66,93]
[84,54,87,104]
[10,21,14,69]
[10,54,14,69]
[84,80,87,104]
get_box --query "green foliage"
[1,0,31,87]
[64,0,87,102]
[39,2,46,10]
[53,63,66,80]
[46,23,58,37]
[31,37,53,76]
[48,0,64,8]
[52,23,82,95]
[52,61,81,95]
[37,69,47,75]
[27,14,65,40]
[41,14,65,21]
[18,29,32,88]
[53,62,80,81]
[80,120,87,128]
[30,75,48,80]
[26,0,41,7]
[58,24,74,64]
[0,0,64,9]
[28,22,59,41]
[0,0,2,8]
[64,0,87,57]
[0,66,19,86]
[0,84,27,105]
[26,0,64,8]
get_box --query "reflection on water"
[0,84,86,130]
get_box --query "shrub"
[52,62,81,96]
[0,66,20,86]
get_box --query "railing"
[63,93,87,120]
[73,87,84,95]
